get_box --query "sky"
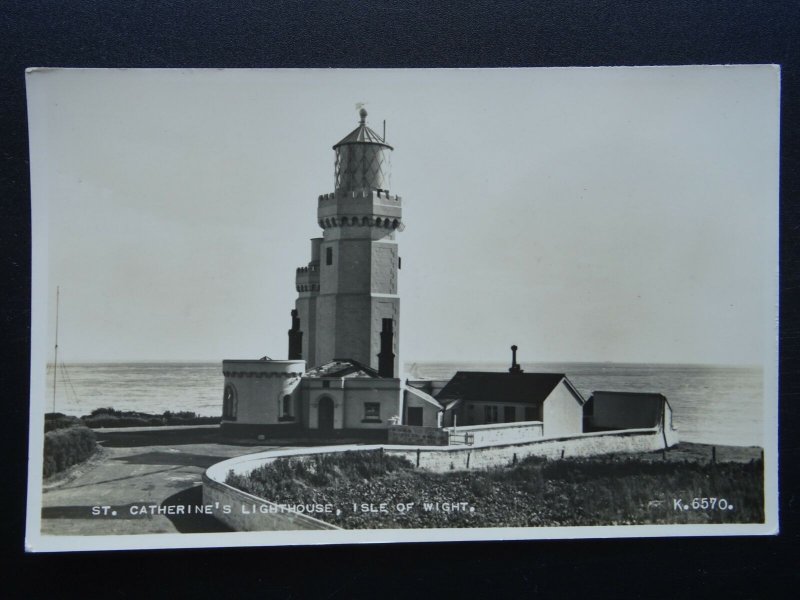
[27,67,779,366]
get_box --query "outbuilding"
[435,370,586,437]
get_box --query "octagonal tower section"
[297,109,403,376]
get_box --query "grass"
[225,448,764,529]
[226,450,413,503]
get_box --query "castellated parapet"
[295,264,320,293]
[317,189,403,231]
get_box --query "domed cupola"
[333,108,393,193]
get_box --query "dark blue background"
[2,2,798,597]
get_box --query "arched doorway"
[318,396,334,431]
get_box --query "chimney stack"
[288,309,303,360]
[509,344,523,374]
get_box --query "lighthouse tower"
[293,109,403,376]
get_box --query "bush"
[43,426,97,478]
[80,407,220,428]
[44,412,82,433]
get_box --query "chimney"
[288,309,303,360]
[509,344,523,374]
[378,318,395,378]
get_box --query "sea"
[43,361,766,447]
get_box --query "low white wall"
[206,428,674,483]
[203,429,676,530]
[444,421,543,445]
[389,428,667,471]
[389,425,449,445]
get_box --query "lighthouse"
[222,109,415,438]
[293,108,403,376]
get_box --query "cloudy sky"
[28,67,779,366]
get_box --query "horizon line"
[45,358,763,369]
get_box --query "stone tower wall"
[293,114,402,372]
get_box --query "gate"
[448,430,474,446]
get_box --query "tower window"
[398,256,401,269]
[326,247,333,265]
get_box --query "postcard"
[25,67,779,552]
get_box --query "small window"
[223,385,238,420]
[503,406,515,423]
[279,394,294,422]
[524,406,538,421]
[484,405,498,424]
[363,402,381,422]
[398,256,401,269]
[326,247,333,265]
[322,380,330,389]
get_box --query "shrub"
[80,408,220,428]
[44,412,81,432]
[43,426,97,478]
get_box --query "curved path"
[40,426,287,535]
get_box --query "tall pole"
[53,286,59,414]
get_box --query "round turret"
[333,109,393,193]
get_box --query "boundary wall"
[388,425,448,445]
[442,421,545,445]
[204,427,675,531]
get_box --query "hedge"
[43,426,97,478]
[81,407,220,428]
[44,412,82,433]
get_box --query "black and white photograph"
[25,67,779,551]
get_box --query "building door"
[318,397,334,431]
[407,407,423,426]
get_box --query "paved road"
[41,428,282,536]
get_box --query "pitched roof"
[404,385,443,409]
[303,358,381,379]
[435,371,571,405]
[333,110,393,150]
